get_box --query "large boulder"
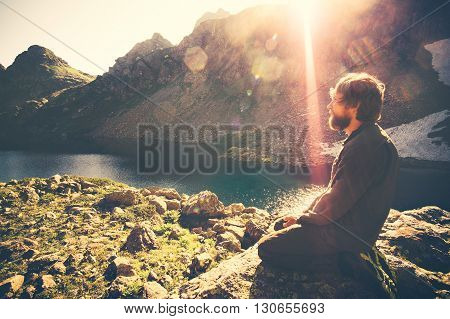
[179,246,395,298]
[181,191,225,217]
[122,223,157,253]
[377,206,450,298]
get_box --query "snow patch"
[425,39,450,86]
[320,110,450,162]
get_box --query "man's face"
[327,91,352,131]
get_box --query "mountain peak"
[0,63,5,72]
[108,33,173,75]
[194,8,230,29]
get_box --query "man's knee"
[257,233,278,261]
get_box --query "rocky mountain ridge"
[0,1,449,166]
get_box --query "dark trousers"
[257,217,339,271]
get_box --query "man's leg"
[257,223,337,271]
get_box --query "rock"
[104,257,136,281]
[165,199,181,211]
[147,270,160,281]
[244,219,269,245]
[225,203,245,215]
[81,250,97,264]
[122,222,157,253]
[38,274,56,290]
[49,262,66,275]
[20,286,36,299]
[106,276,142,298]
[27,254,61,273]
[49,174,62,184]
[141,187,181,200]
[225,225,245,242]
[180,246,396,298]
[180,207,450,299]
[0,275,25,297]
[182,191,225,217]
[216,232,242,252]
[22,248,39,259]
[142,281,169,298]
[376,206,450,298]
[21,187,40,203]
[112,207,125,215]
[147,195,167,214]
[189,253,213,276]
[80,180,97,189]
[168,227,182,240]
[103,190,139,207]
[212,222,226,234]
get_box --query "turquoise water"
[0,150,449,211]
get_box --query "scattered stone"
[38,274,56,290]
[49,174,62,184]
[225,203,245,216]
[27,254,61,273]
[122,223,157,253]
[212,223,226,234]
[147,195,168,214]
[106,276,142,298]
[124,222,135,229]
[147,270,160,281]
[22,249,39,259]
[165,199,181,211]
[189,253,213,276]
[20,286,36,299]
[49,262,66,275]
[182,191,225,217]
[225,225,245,242]
[244,219,269,244]
[141,187,181,200]
[81,250,96,264]
[112,207,125,215]
[191,227,203,234]
[216,232,242,252]
[21,187,40,203]
[143,281,169,298]
[80,180,97,189]
[168,227,182,240]
[104,257,136,281]
[0,275,24,297]
[103,190,139,207]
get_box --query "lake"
[0,150,449,212]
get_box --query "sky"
[0,0,290,75]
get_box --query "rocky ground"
[0,175,448,299]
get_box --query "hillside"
[0,0,449,166]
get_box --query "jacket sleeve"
[298,142,387,226]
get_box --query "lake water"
[0,150,449,212]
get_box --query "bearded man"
[257,73,399,269]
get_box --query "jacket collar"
[342,122,375,145]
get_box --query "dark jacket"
[298,122,399,252]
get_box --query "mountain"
[1,0,449,165]
[0,45,94,112]
[194,8,230,29]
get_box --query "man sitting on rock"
[258,72,399,269]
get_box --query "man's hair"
[330,72,386,122]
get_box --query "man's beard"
[328,112,351,131]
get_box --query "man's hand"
[282,215,298,228]
[274,215,299,230]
